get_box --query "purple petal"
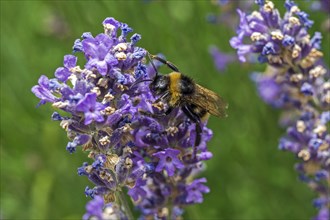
[55,67,71,82]
[96,60,108,76]
[31,75,57,104]
[82,38,99,58]
[63,55,77,69]
[76,93,97,112]
[102,17,121,30]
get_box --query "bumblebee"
[136,53,228,148]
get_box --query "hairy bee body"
[145,54,228,148]
[149,71,227,121]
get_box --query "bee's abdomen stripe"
[169,72,181,105]
[169,72,181,93]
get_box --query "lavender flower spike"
[32,17,219,219]
[231,1,330,219]
[230,0,323,67]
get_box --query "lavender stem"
[116,190,134,220]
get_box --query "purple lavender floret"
[250,72,283,107]
[32,17,217,219]
[153,148,184,177]
[230,1,330,219]
[76,93,105,125]
[83,195,128,220]
[209,46,236,72]
[83,196,104,220]
[55,55,77,82]
[185,178,210,204]
[313,207,329,220]
[310,0,330,13]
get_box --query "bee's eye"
[153,76,168,90]
[150,76,169,95]
[157,78,167,89]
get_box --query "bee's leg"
[151,91,172,116]
[139,106,173,119]
[181,105,202,160]
[164,106,173,115]
[139,110,165,118]
[153,91,170,103]
[148,53,180,72]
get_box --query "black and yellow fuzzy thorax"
[168,72,195,106]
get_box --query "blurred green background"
[1,1,329,219]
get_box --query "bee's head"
[149,75,169,96]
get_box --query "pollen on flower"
[122,146,132,154]
[86,71,97,79]
[290,5,300,13]
[115,52,127,60]
[152,101,165,111]
[70,66,83,73]
[318,143,329,151]
[166,127,179,136]
[104,192,116,203]
[251,11,263,19]
[91,87,101,96]
[303,161,321,175]
[116,84,125,91]
[310,48,323,58]
[97,78,110,88]
[52,101,68,109]
[99,136,110,146]
[323,82,330,90]
[298,149,311,161]
[290,73,303,82]
[322,91,330,103]
[113,43,128,52]
[122,124,132,133]
[271,31,284,40]
[296,120,306,133]
[100,170,114,182]
[300,35,310,45]
[268,55,282,64]
[291,45,301,58]
[103,206,116,219]
[103,93,115,102]
[88,151,96,159]
[251,32,265,41]
[60,120,70,130]
[313,125,326,136]
[103,23,116,32]
[106,154,120,168]
[263,1,274,12]
[102,107,116,115]
[125,157,133,169]
[289,16,300,25]
[309,65,326,78]
[85,165,93,174]
[158,208,169,218]
[304,54,322,70]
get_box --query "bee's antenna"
[149,53,180,72]
[129,78,153,89]
[147,52,159,77]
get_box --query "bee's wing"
[186,84,228,118]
